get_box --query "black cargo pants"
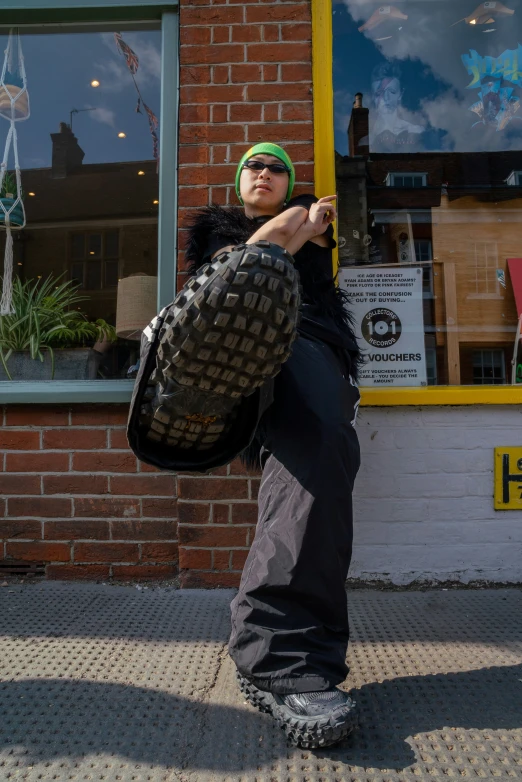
[228,335,361,695]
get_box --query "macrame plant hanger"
[0,29,29,315]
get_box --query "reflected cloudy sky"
[333,0,522,154]
[0,28,161,169]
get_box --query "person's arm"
[285,195,337,256]
[210,207,308,260]
[210,196,336,259]
[247,195,336,252]
[246,206,309,248]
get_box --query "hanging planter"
[0,29,29,315]
[0,174,24,227]
[0,71,29,121]
[0,196,23,227]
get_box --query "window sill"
[1,381,519,407]
[0,379,134,404]
[360,385,522,406]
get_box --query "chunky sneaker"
[137,241,300,452]
[237,672,358,749]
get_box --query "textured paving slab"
[0,584,521,781]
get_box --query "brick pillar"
[178,0,314,288]
[174,0,315,586]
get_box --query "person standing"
[129,143,361,748]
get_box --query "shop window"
[473,350,506,385]
[70,231,120,290]
[333,0,522,389]
[0,23,161,382]
[386,173,427,188]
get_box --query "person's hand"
[304,195,337,237]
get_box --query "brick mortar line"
[180,84,312,89]
[1,448,137,452]
[3,517,179,521]
[1,428,127,433]
[3,493,178,497]
[180,67,312,72]
[178,502,256,506]
[179,475,250,478]
[179,522,253,525]
[185,23,311,27]
[181,23,310,28]
[4,539,179,543]
[1,425,127,430]
[179,120,313,126]
[1,475,138,481]
[179,567,243,572]
[180,67,312,73]
[181,546,249,550]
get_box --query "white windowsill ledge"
[0,379,135,404]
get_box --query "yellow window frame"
[310,0,522,406]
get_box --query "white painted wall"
[351,405,522,584]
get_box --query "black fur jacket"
[184,202,362,470]
[184,201,360,368]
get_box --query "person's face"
[239,154,289,216]
[373,77,402,113]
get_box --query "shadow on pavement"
[0,664,520,773]
[0,584,521,647]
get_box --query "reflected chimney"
[348,92,369,157]
[50,122,85,178]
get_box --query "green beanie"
[235,143,295,205]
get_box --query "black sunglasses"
[243,159,290,175]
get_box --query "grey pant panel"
[229,337,361,694]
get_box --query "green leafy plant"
[0,171,22,199]
[0,273,117,380]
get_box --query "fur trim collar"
[184,205,254,274]
[184,203,361,364]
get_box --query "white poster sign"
[338,267,427,387]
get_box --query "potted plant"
[0,171,24,227]
[0,273,117,380]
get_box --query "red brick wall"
[0,405,178,581]
[175,0,313,586]
[0,404,261,586]
[177,0,314,286]
[0,0,314,587]
[178,461,261,588]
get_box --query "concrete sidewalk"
[0,582,521,781]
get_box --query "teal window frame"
[0,0,178,403]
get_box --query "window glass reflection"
[0,26,160,381]
[334,0,522,387]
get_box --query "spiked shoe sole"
[237,672,358,749]
[139,241,300,451]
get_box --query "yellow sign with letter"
[494,447,522,510]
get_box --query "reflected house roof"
[16,123,158,224]
[21,159,159,224]
[337,149,522,209]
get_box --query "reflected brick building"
[337,96,522,385]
